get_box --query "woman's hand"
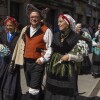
[60,54,69,62]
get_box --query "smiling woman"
[58,16,69,31]
[4,16,18,33]
[0,16,21,100]
[44,14,87,100]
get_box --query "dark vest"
[52,30,80,54]
[47,30,80,97]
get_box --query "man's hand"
[36,58,43,65]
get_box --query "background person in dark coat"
[92,23,100,78]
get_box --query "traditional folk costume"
[44,14,85,100]
[0,16,21,100]
[79,31,92,74]
[92,30,100,77]
[10,23,53,100]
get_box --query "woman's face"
[6,20,15,33]
[58,16,69,31]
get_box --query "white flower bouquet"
[69,40,89,56]
[0,44,10,57]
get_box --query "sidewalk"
[78,74,100,100]
[20,67,28,94]
[20,67,100,99]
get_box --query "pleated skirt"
[0,60,21,100]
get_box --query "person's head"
[26,4,41,18]
[75,23,82,34]
[4,16,18,33]
[58,14,75,32]
[29,10,41,28]
[98,23,100,32]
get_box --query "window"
[0,0,8,6]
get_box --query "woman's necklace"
[61,33,69,43]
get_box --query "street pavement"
[20,67,28,94]
[78,74,100,100]
[20,67,100,100]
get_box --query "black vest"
[52,30,80,54]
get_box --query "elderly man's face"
[76,24,82,34]
[30,12,41,28]
[98,24,100,31]
[58,16,69,31]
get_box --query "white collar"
[30,25,40,37]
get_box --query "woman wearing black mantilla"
[44,14,86,100]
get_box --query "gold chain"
[61,33,69,43]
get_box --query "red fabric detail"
[62,16,70,25]
[58,14,70,25]
[4,16,18,28]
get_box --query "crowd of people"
[0,3,100,100]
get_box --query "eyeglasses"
[30,16,40,19]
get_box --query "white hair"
[75,23,82,31]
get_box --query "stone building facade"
[0,0,100,28]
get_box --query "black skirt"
[44,89,75,100]
[44,70,77,100]
[80,56,91,74]
[44,52,77,100]
[0,61,21,99]
[0,58,7,89]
